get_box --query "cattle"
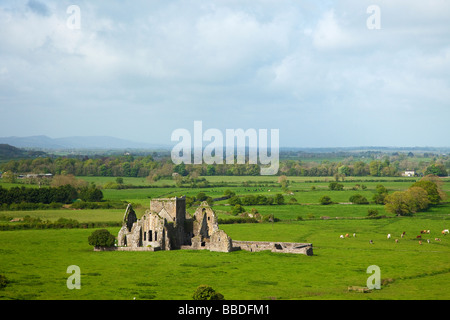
[442,229,449,235]
[420,230,427,234]
[427,239,430,244]
[416,235,422,239]
[340,235,344,239]
[435,238,441,241]
[395,239,399,243]
[345,233,349,238]
[369,240,374,244]
[419,240,422,245]
[387,234,391,239]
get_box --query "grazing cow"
[387,234,391,239]
[442,229,449,235]
[353,233,356,237]
[435,238,441,241]
[427,239,430,243]
[427,230,430,234]
[340,235,344,239]
[345,233,349,238]
[416,235,422,239]
[369,240,374,244]
[420,230,426,234]
[419,240,422,245]
[395,239,399,243]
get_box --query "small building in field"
[402,170,415,177]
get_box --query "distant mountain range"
[0,135,448,154]
[0,135,169,150]
[0,144,47,160]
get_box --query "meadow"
[0,176,449,300]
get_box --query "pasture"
[0,176,449,300]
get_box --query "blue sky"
[0,0,449,147]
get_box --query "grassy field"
[0,175,449,300]
[0,216,449,300]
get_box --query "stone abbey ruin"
[115,197,313,256]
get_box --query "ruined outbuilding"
[114,197,312,255]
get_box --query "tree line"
[0,184,103,207]
[0,153,448,179]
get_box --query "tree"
[278,175,288,191]
[88,229,115,247]
[410,180,441,205]
[349,194,369,204]
[223,189,236,198]
[373,184,388,204]
[231,204,245,216]
[406,187,430,212]
[384,187,430,216]
[274,193,285,205]
[228,196,241,206]
[369,160,382,177]
[384,191,411,216]
[206,165,216,176]
[173,162,188,176]
[79,184,104,202]
[425,163,448,177]
[338,165,351,176]
[420,174,447,202]
[320,195,332,205]
[196,192,208,202]
[192,285,224,300]
[329,182,343,191]
[1,171,16,183]
[367,209,379,217]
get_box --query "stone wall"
[232,240,313,256]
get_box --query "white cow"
[387,234,391,239]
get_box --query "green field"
[0,176,449,300]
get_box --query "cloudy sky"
[0,0,449,148]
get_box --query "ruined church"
[116,196,313,255]
[117,197,232,252]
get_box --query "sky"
[0,0,449,148]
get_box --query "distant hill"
[0,135,168,150]
[0,144,47,160]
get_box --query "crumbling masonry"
[114,197,313,255]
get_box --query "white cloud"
[0,0,449,147]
